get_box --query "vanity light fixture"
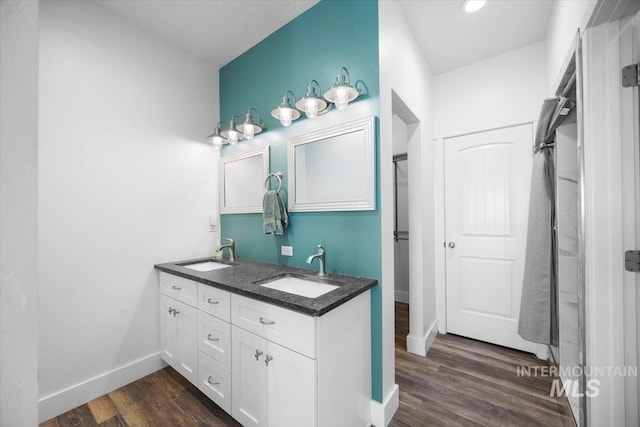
[323,67,359,111]
[220,115,243,145]
[236,107,264,140]
[461,0,486,13]
[295,80,328,119]
[207,122,226,150]
[271,90,301,127]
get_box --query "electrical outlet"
[281,246,293,256]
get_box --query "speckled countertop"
[154,257,377,316]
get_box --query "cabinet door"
[267,341,317,427]
[160,295,178,366]
[232,326,267,427]
[175,301,198,385]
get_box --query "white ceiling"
[399,0,554,75]
[93,0,319,66]
[93,0,553,74]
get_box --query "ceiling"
[399,0,554,74]
[93,0,319,66]
[93,0,553,74]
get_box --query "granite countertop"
[154,257,377,316]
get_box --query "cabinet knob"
[207,376,220,386]
[254,349,263,361]
[207,298,219,305]
[259,317,276,325]
[265,354,273,366]
[171,285,182,290]
[207,334,220,342]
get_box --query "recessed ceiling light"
[461,0,487,13]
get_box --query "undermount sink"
[258,274,340,299]
[180,260,230,272]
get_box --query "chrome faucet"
[217,237,235,262]
[306,244,326,276]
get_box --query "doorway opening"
[390,91,422,355]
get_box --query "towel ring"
[265,172,282,194]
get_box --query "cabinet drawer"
[198,352,231,415]
[197,311,231,368]
[197,284,231,322]
[231,294,317,358]
[160,273,197,307]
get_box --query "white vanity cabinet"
[231,292,371,427]
[159,271,372,427]
[159,274,198,385]
[231,309,316,427]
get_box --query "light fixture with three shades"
[271,67,360,127]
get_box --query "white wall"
[38,1,219,421]
[0,1,39,425]
[433,41,546,139]
[545,0,597,95]
[378,1,435,424]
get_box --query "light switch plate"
[281,246,293,256]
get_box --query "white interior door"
[444,124,537,352]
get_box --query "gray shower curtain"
[518,98,559,346]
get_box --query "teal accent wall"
[219,0,382,401]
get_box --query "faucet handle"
[222,237,234,245]
[317,244,324,253]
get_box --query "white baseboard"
[370,384,399,427]
[394,291,409,304]
[406,319,438,357]
[38,352,165,423]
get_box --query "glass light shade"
[228,130,239,145]
[279,107,294,126]
[271,93,300,127]
[236,109,263,140]
[207,125,226,148]
[324,69,359,112]
[296,81,327,120]
[305,98,319,119]
[243,126,255,139]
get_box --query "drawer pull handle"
[254,349,263,361]
[207,334,220,342]
[259,317,275,325]
[265,354,273,366]
[207,298,219,305]
[207,376,220,386]
[171,285,182,290]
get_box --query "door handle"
[254,349,263,361]
[448,242,456,249]
[265,354,273,366]
[173,310,180,317]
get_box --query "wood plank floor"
[391,302,575,427]
[42,303,574,427]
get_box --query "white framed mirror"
[288,116,375,212]
[220,145,269,214]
